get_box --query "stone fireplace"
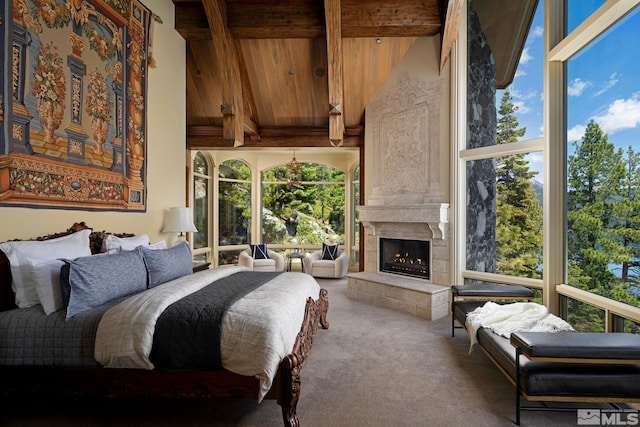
[346,67,450,321]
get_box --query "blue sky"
[496,2,640,182]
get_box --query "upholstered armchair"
[238,245,285,272]
[303,245,349,278]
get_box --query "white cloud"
[593,94,640,135]
[515,70,528,78]
[519,47,533,64]
[532,26,544,39]
[567,124,586,142]
[513,101,531,114]
[567,78,591,96]
[594,73,619,97]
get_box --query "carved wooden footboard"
[277,288,329,427]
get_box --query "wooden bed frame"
[0,223,330,427]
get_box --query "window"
[565,6,640,315]
[351,164,360,267]
[218,159,251,265]
[192,152,211,262]
[463,0,544,285]
[459,0,640,332]
[261,163,346,246]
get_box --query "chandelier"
[286,151,302,185]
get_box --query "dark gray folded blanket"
[149,271,282,371]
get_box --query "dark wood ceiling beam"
[186,125,363,149]
[325,0,344,147]
[173,0,442,40]
[201,0,245,147]
[341,0,441,37]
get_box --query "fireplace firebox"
[379,238,430,280]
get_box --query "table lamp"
[163,207,197,245]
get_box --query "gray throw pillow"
[140,240,193,288]
[62,250,147,320]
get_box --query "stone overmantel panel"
[359,203,449,240]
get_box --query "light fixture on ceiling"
[286,151,302,185]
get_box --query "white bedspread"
[465,301,575,353]
[94,266,321,401]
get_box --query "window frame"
[454,0,640,329]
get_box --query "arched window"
[351,164,360,267]
[192,152,211,262]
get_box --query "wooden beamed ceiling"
[173,0,458,149]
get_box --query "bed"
[0,222,329,427]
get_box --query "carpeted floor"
[1,276,623,426]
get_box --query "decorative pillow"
[29,258,64,315]
[321,243,339,260]
[0,229,92,308]
[61,250,148,320]
[139,240,193,288]
[101,234,150,254]
[250,244,269,259]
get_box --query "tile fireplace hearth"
[347,272,449,321]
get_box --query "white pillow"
[0,229,92,308]
[145,240,168,250]
[102,234,149,254]
[29,258,64,315]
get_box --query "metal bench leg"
[515,347,521,425]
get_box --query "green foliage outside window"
[219,160,251,246]
[262,163,346,245]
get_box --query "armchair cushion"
[249,244,269,259]
[321,243,339,260]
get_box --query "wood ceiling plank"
[342,37,418,125]
[325,0,344,147]
[202,0,245,146]
[186,40,223,126]
[238,38,328,128]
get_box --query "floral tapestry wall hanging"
[0,0,154,211]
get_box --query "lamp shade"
[163,207,198,233]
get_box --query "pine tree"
[495,91,543,278]
[567,120,625,291]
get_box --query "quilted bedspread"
[95,266,321,401]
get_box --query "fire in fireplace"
[379,238,430,280]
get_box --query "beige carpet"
[2,277,618,426]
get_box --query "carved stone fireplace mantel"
[359,203,449,240]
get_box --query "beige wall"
[0,0,185,243]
